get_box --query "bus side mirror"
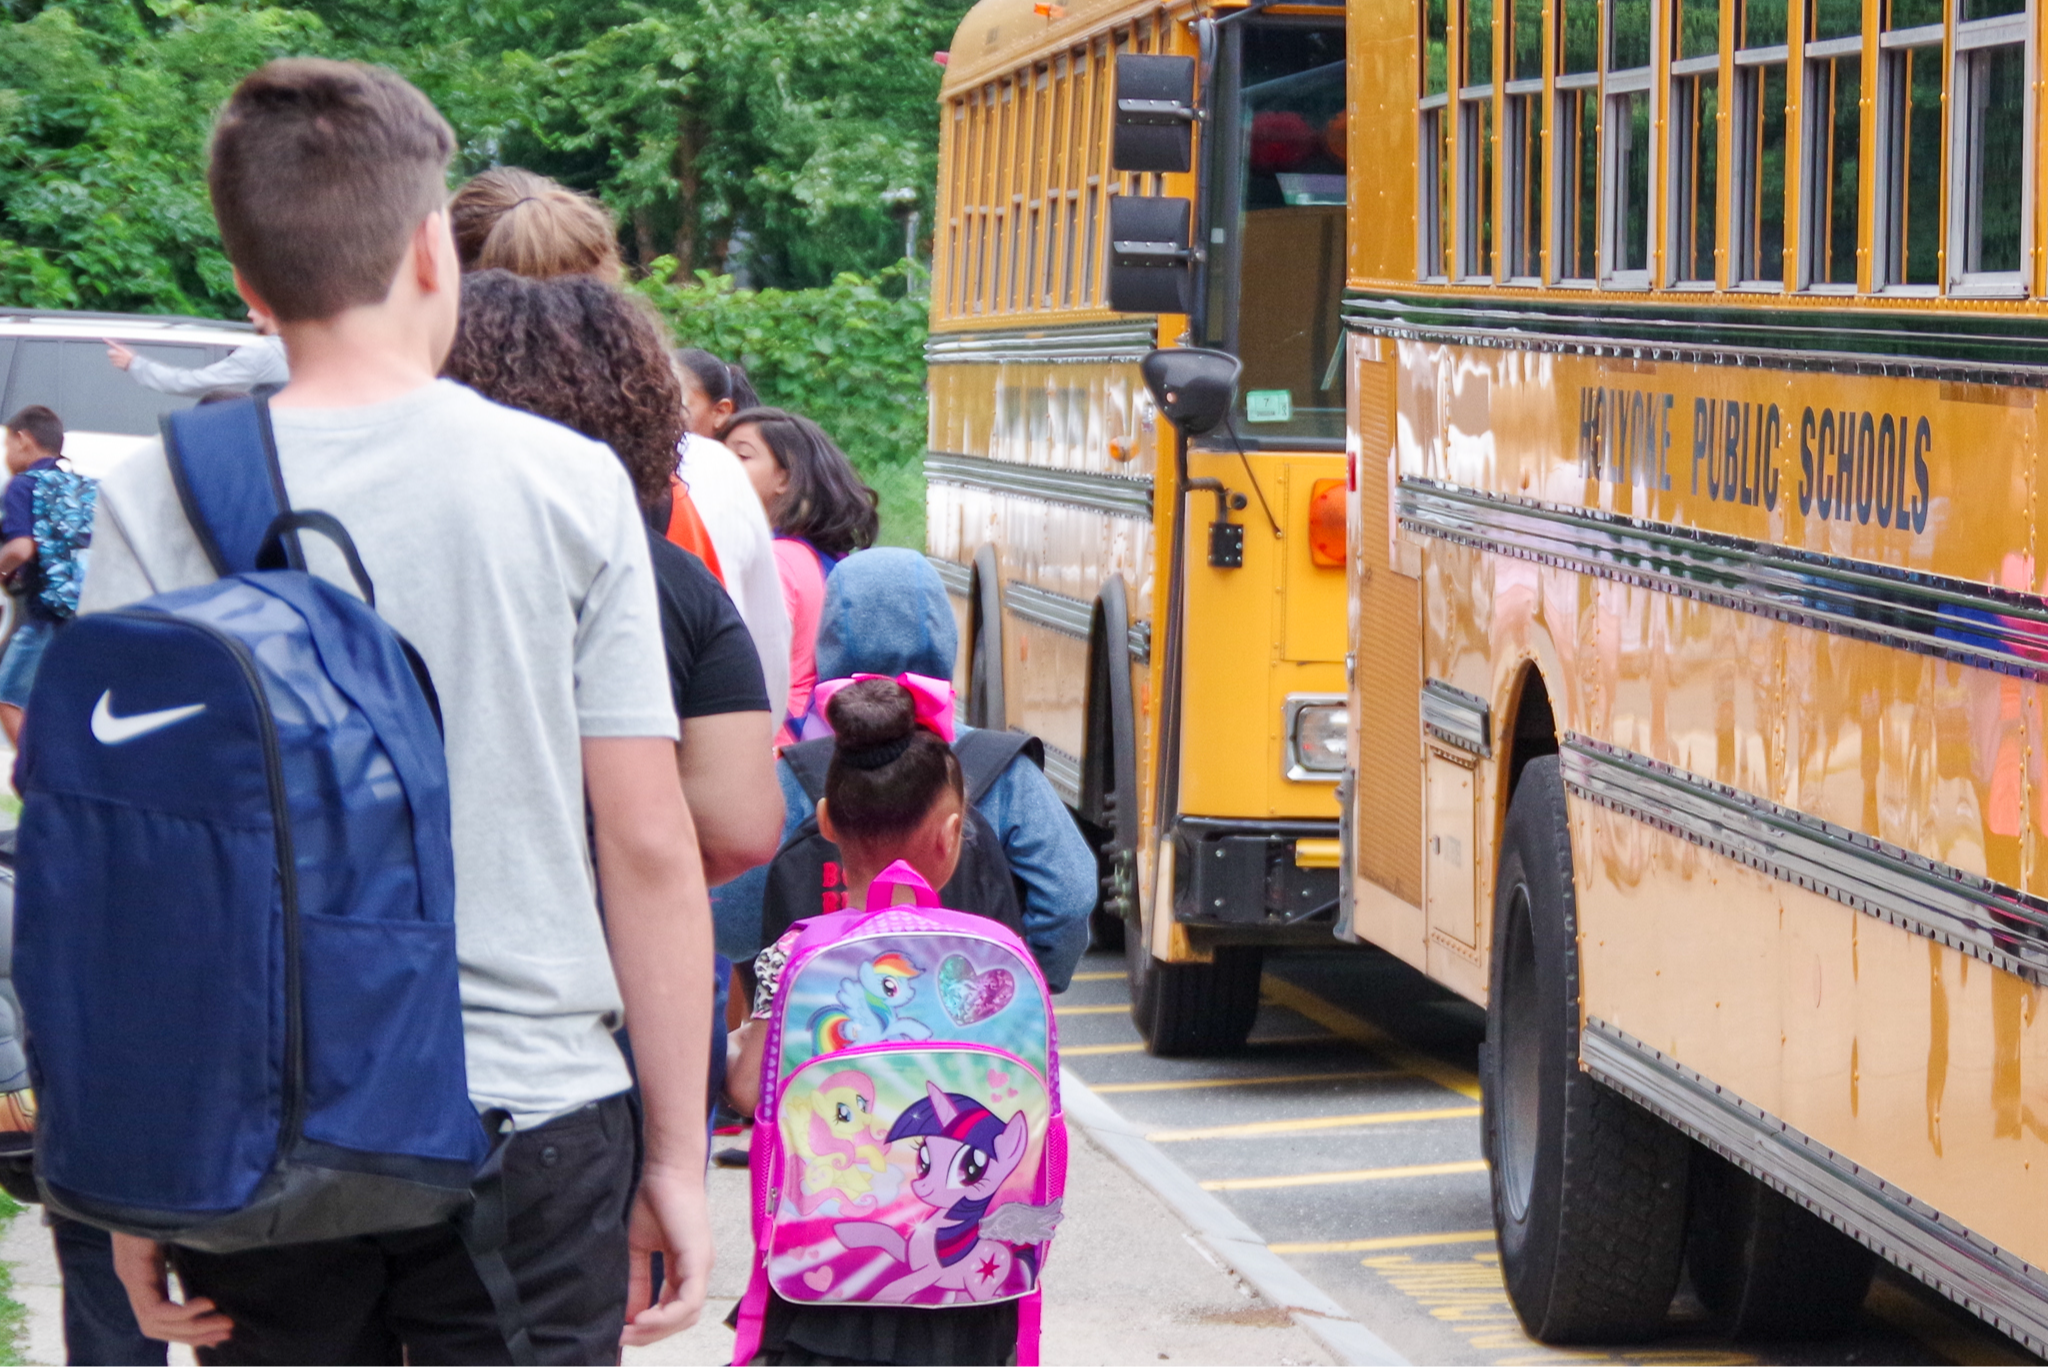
[1107,196,1195,314]
[1112,54,1197,174]
[1141,347,1241,438]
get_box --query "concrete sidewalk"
[0,1122,1328,1365]
[632,1120,1332,1366]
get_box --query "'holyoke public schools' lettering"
[1575,386,1930,534]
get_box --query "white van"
[0,309,258,478]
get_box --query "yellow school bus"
[926,0,1353,1053]
[1342,0,2048,1347]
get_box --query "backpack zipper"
[108,612,305,1164]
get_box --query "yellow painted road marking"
[1260,973,1483,1100]
[1269,1229,1495,1255]
[1069,970,1126,982]
[1087,1068,1403,1095]
[1200,1158,1488,1191]
[1057,1032,1336,1062]
[1055,1004,1131,1015]
[1358,1252,1759,1365]
[1148,1105,1480,1143]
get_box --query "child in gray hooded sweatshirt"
[710,547,1095,992]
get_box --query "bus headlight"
[1284,694,1348,780]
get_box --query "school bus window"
[1802,0,1864,289]
[1083,41,1108,307]
[1458,0,1497,279]
[1877,14,1941,288]
[1555,0,1601,281]
[1669,0,1720,284]
[1204,18,1348,440]
[1732,0,1790,285]
[1605,0,1653,283]
[1951,8,2028,289]
[1420,0,1452,279]
[1503,0,1544,280]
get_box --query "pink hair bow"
[807,672,957,743]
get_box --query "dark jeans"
[170,1094,637,1366]
[52,1218,167,1366]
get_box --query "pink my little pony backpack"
[733,861,1066,1365]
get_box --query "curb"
[1059,1067,1408,1367]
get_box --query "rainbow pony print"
[735,861,1065,1366]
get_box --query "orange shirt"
[664,475,724,583]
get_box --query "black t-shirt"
[646,530,770,719]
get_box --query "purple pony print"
[832,1083,1062,1303]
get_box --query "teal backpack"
[28,464,97,620]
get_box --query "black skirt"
[735,1291,1020,1366]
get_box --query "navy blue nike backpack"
[11,397,495,1256]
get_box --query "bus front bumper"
[1169,817,1341,937]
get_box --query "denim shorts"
[0,617,56,708]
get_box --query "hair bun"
[827,677,917,754]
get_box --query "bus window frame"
[1458,0,1499,281]
[1601,0,1656,289]
[1730,41,1791,288]
[1196,11,1349,450]
[1667,50,1722,287]
[1554,68,1603,284]
[1502,0,1545,283]
[1874,22,1944,294]
[1421,91,1454,280]
[1799,30,1867,292]
[1205,18,1250,345]
[1202,13,1350,348]
[1421,0,1455,281]
[1946,9,2031,297]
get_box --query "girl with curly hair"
[443,269,784,886]
[717,408,880,740]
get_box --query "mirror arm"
[1211,0,1279,29]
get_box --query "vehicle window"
[0,339,222,438]
[1203,20,1348,444]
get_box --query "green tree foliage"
[0,0,326,312]
[636,263,929,548]
[0,0,974,311]
[0,0,953,544]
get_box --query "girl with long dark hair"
[718,407,880,739]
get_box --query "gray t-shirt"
[79,380,678,1127]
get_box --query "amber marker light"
[1308,478,1345,566]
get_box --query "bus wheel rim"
[1498,882,1541,1227]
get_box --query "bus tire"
[1483,755,1690,1342]
[1686,1147,1875,1339]
[1126,932,1262,1057]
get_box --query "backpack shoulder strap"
[952,728,1044,805]
[161,394,299,576]
[781,738,836,802]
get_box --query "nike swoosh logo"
[90,691,207,745]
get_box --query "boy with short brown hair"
[0,405,72,745]
[79,58,716,1364]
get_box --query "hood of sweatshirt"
[812,547,958,683]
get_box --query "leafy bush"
[635,262,928,548]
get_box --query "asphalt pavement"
[1054,944,2037,1367]
[0,943,2036,1365]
